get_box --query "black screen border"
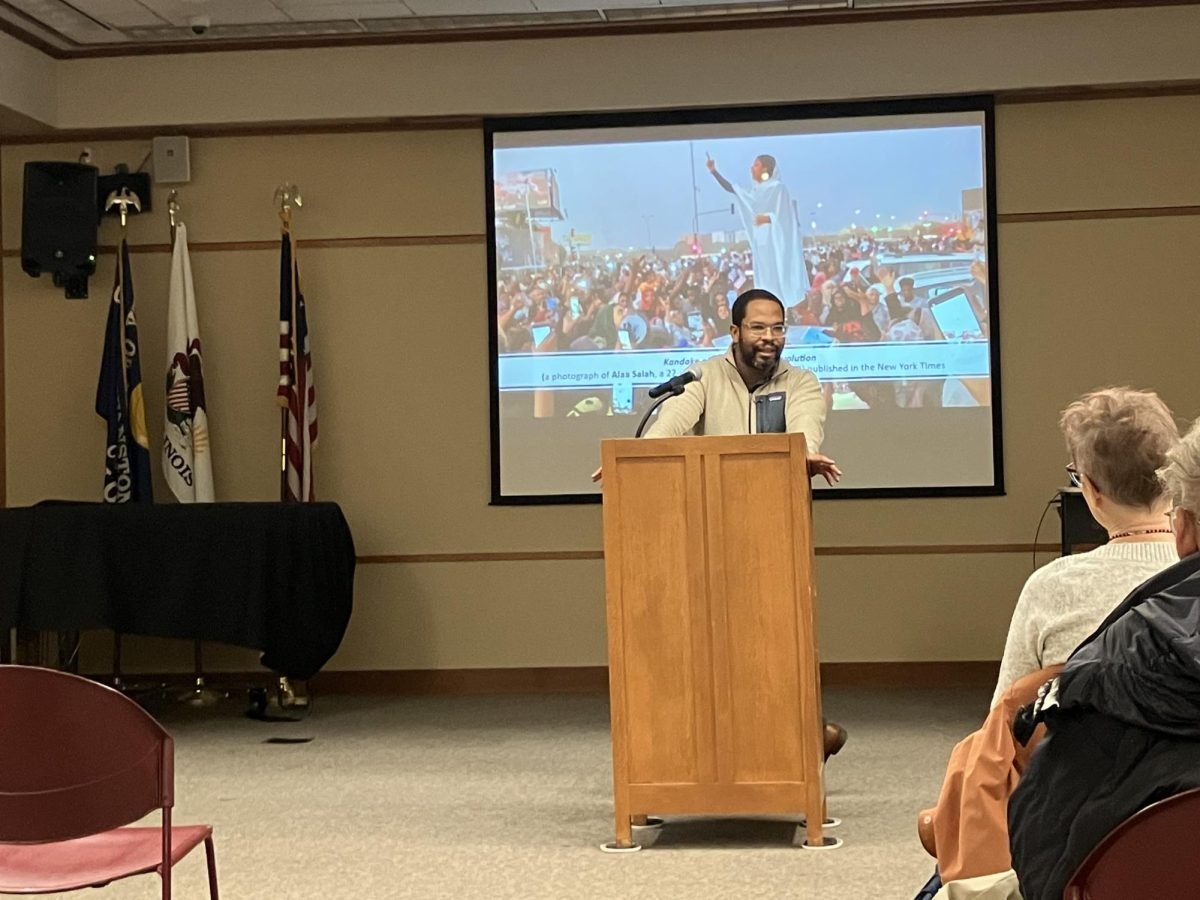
[486,94,1003,506]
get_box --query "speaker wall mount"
[21,157,153,299]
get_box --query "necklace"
[1109,527,1173,540]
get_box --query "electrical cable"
[1031,495,1057,572]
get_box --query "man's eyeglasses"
[743,323,787,338]
[1065,464,1083,488]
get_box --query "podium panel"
[601,434,825,849]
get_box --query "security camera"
[187,15,210,35]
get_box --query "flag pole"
[163,209,224,708]
[279,215,289,502]
[108,196,133,692]
[272,185,310,714]
[276,184,301,502]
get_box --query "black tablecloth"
[0,501,356,680]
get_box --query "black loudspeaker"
[1058,488,1108,555]
[21,161,99,299]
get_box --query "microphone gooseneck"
[635,387,684,439]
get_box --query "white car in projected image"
[875,253,977,277]
[841,252,978,284]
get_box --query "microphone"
[635,369,701,438]
[647,369,699,399]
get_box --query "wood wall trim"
[356,544,1058,565]
[359,550,607,564]
[5,205,1198,259]
[997,205,1200,224]
[305,661,998,695]
[996,79,1200,104]
[312,666,612,695]
[0,118,484,145]
[3,0,1198,61]
[0,234,487,258]
[6,78,1200,144]
[78,661,1002,694]
[816,543,1053,557]
[3,205,1193,261]
[819,660,999,689]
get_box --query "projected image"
[489,103,1000,500]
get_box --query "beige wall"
[0,5,1193,132]
[39,5,1200,130]
[4,91,1199,673]
[0,31,55,127]
[4,5,1200,672]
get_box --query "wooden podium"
[600,433,829,850]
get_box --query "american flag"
[277,230,317,502]
[167,376,191,412]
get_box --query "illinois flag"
[96,238,153,503]
[277,229,317,502]
[163,222,215,502]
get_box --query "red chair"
[1063,787,1200,899]
[0,665,218,898]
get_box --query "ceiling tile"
[6,0,118,39]
[531,0,658,9]
[68,0,166,27]
[853,0,995,4]
[401,0,536,14]
[274,1,412,19]
[123,18,363,38]
[135,0,289,26]
[272,0,404,6]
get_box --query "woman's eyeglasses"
[1065,464,1083,488]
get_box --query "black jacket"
[1009,552,1200,900]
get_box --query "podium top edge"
[601,433,808,456]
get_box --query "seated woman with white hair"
[992,387,1181,706]
[913,392,1184,900]
[1009,418,1200,900]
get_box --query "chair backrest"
[1063,787,1200,899]
[0,665,173,844]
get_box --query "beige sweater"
[991,541,1179,706]
[644,349,825,451]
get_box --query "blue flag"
[96,238,153,503]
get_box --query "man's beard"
[738,338,781,373]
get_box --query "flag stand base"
[277,676,310,710]
[174,677,226,708]
[168,640,227,707]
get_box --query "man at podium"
[645,289,842,487]
[645,287,847,759]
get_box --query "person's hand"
[705,153,716,173]
[807,453,842,486]
[591,466,603,483]
[755,214,772,226]
[878,265,896,292]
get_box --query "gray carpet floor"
[36,687,988,899]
